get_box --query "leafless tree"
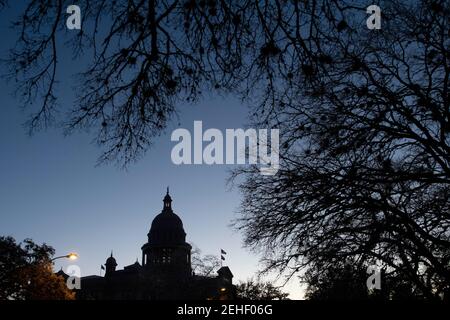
[236,278,289,300]
[230,0,450,299]
[190,245,221,277]
[2,0,249,164]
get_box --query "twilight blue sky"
[0,3,303,298]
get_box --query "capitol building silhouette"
[57,189,235,300]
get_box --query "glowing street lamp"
[51,253,78,262]
[67,253,78,260]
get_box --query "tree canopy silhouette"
[304,259,370,300]
[304,258,437,300]
[2,0,263,164]
[0,236,75,300]
[236,279,289,300]
[229,0,450,299]
[190,245,221,277]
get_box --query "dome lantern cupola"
[163,187,172,211]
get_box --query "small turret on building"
[105,251,117,276]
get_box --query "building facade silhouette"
[65,190,235,300]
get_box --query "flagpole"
[220,249,226,267]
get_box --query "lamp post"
[51,253,78,262]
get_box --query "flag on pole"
[220,249,227,267]
[101,265,105,270]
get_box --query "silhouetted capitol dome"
[73,188,235,300]
[148,190,186,245]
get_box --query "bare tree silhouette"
[236,279,289,300]
[2,0,449,299]
[2,0,249,164]
[229,0,450,299]
[304,259,370,300]
[190,245,221,277]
